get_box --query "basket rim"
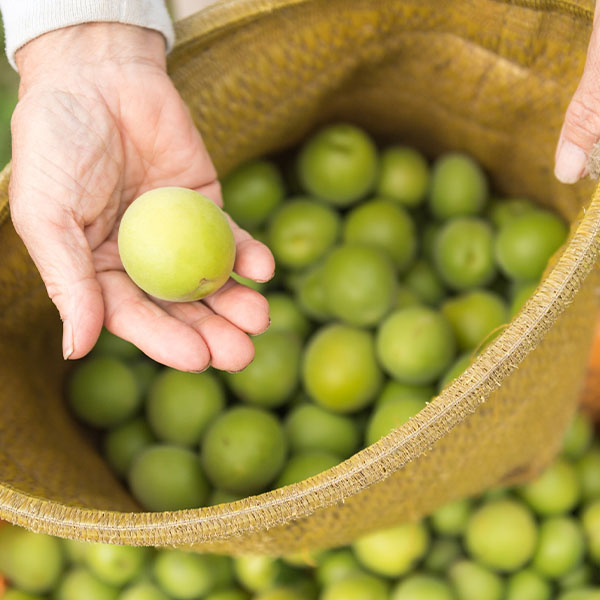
[0,0,598,546]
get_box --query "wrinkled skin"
[9,23,274,372]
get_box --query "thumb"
[555,13,600,184]
[9,194,104,360]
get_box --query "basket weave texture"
[0,0,599,554]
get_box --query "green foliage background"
[0,18,19,167]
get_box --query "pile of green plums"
[67,122,569,512]
[3,412,600,599]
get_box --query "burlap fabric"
[0,0,599,555]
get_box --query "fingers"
[99,270,212,372]
[195,179,223,208]
[202,279,270,335]
[9,199,104,360]
[92,239,121,272]
[158,299,256,372]
[98,266,260,372]
[228,215,276,283]
[555,7,600,183]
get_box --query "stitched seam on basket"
[496,0,593,20]
[2,201,599,538]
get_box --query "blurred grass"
[0,17,19,168]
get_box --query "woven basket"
[0,0,599,555]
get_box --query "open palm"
[9,27,274,372]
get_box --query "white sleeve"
[0,0,175,70]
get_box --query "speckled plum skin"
[118,187,236,301]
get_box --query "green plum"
[562,412,594,460]
[297,124,378,205]
[85,544,149,587]
[321,574,389,600]
[92,328,141,360]
[581,500,600,564]
[532,517,585,578]
[505,569,551,600]
[55,569,119,600]
[576,444,600,501]
[441,290,507,351]
[352,522,429,577]
[391,575,454,600]
[222,159,285,229]
[0,525,65,594]
[225,331,301,408]
[495,209,568,281]
[429,153,488,220]
[268,199,340,269]
[294,262,331,322]
[128,444,210,511]
[118,187,235,301]
[316,549,364,586]
[376,381,434,406]
[433,218,496,291]
[343,199,417,270]
[275,451,340,487]
[209,489,244,506]
[448,560,504,600]
[205,589,249,600]
[120,581,171,600]
[488,197,536,229]
[234,555,282,593]
[519,458,580,515]
[423,538,463,573]
[68,356,141,428]
[465,499,538,571]
[153,550,219,599]
[376,146,429,207]
[302,324,382,413]
[201,407,288,495]
[323,243,397,327]
[430,497,473,536]
[103,418,156,478]
[284,404,360,458]
[365,397,427,445]
[266,293,311,340]
[403,259,447,306]
[376,306,456,384]
[62,538,90,564]
[147,369,225,445]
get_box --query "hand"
[555,3,600,184]
[9,23,275,372]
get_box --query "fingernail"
[255,274,274,284]
[555,140,587,184]
[62,319,74,360]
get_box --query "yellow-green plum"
[118,187,236,301]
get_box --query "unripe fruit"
[118,187,235,301]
